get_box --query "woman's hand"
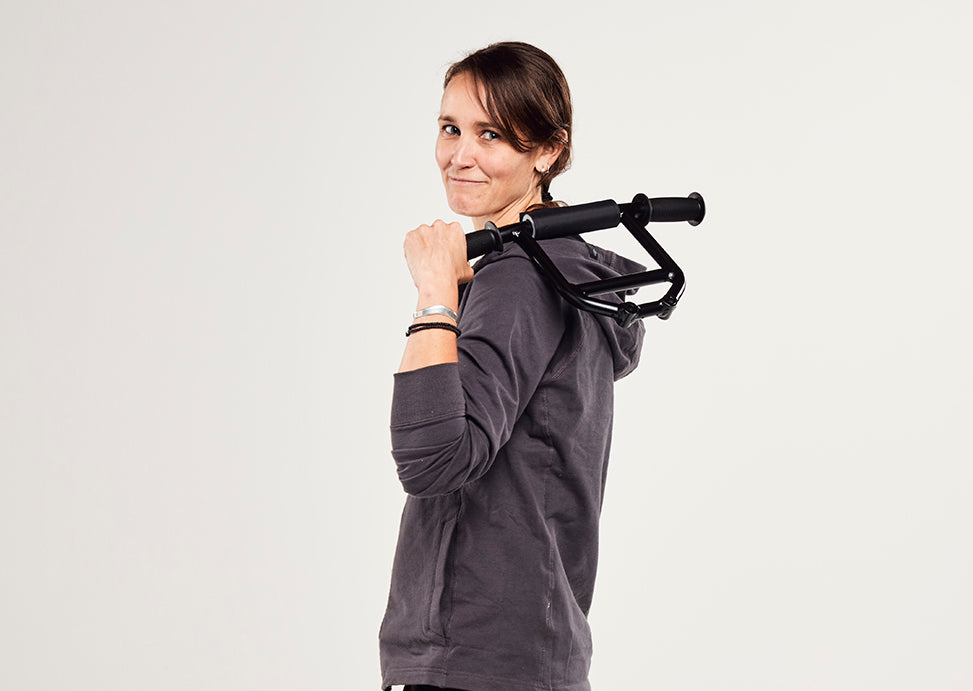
[398,220,473,373]
[403,220,474,295]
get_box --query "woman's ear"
[537,129,567,172]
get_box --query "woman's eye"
[442,124,460,135]
[482,130,500,141]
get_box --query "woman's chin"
[446,197,481,219]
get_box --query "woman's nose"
[451,135,475,168]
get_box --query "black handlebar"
[460,192,706,325]
[524,199,622,240]
[465,193,704,260]
[465,225,505,260]
[634,193,705,225]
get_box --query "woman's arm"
[391,250,567,497]
[398,220,473,373]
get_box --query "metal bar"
[576,269,672,296]
[513,232,625,321]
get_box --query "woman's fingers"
[404,220,474,288]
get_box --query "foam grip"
[646,193,705,225]
[522,199,621,240]
[465,227,503,260]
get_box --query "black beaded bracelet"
[405,321,461,337]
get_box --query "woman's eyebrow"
[438,114,498,129]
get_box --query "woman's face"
[435,73,550,229]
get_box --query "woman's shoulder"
[471,235,588,272]
[472,236,645,285]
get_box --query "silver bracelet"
[413,305,458,321]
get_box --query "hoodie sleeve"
[390,253,567,497]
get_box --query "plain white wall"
[2,1,970,689]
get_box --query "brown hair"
[444,42,572,205]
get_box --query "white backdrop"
[2,1,971,689]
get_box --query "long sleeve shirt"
[381,236,645,691]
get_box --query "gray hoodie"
[381,236,645,691]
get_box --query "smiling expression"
[435,73,557,230]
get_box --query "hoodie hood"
[472,235,646,380]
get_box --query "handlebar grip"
[464,192,704,259]
[522,199,621,240]
[642,193,705,225]
[465,226,503,260]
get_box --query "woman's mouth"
[449,177,486,186]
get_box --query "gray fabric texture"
[380,236,645,691]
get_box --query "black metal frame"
[467,193,704,327]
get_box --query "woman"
[380,42,646,691]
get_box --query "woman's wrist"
[413,305,459,322]
[415,286,459,315]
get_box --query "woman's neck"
[472,187,543,230]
